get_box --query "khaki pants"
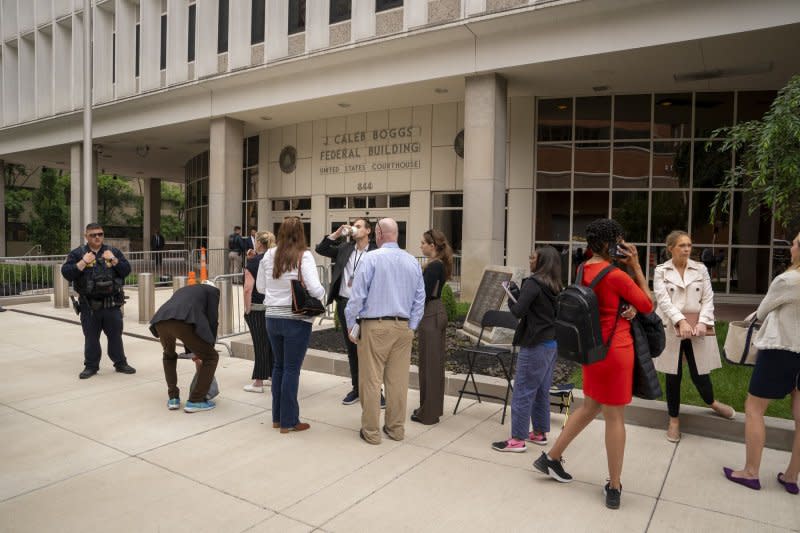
[155,320,219,403]
[358,319,414,444]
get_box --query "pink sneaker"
[491,438,527,453]
[527,431,548,445]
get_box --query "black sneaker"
[604,482,622,509]
[533,451,573,483]
[342,390,359,405]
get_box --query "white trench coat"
[652,259,722,375]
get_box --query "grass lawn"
[569,321,794,420]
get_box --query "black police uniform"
[61,243,132,372]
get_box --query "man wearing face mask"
[62,223,136,379]
[316,218,378,405]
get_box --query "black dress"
[415,260,447,424]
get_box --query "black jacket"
[149,284,220,345]
[61,244,131,296]
[315,236,377,305]
[507,276,557,347]
[150,232,165,251]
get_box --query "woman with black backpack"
[491,246,562,452]
[533,219,653,510]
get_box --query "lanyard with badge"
[347,248,365,288]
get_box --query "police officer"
[62,223,136,379]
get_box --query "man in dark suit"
[316,218,377,405]
[150,282,220,413]
[150,228,165,268]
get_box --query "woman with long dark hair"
[256,217,325,433]
[533,219,653,510]
[492,246,562,452]
[412,229,453,425]
[243,231,276,393]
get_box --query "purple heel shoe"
[777,473,799,495]
[723,467,761,490]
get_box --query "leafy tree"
[29,168,70,254]
[709,75,800,226]
[160,214,184,241]
[4,188,31,221]
[160,182,185,240]
[97,174,137,226]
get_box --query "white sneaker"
[243,384,264,393]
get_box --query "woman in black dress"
[243,231,275,393]
[412,229,453,424]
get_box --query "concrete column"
[208,117,244,276]
[352,0,376,41]
[166,0,189,85]
[69,143,84,248]
[408,190,430,255]
[196,0,219,77]
[142,177,161,250]
[93,3,114,103]
[228,0,250,69]
[139,0,161,91]
[0,159,5,256]
[265,0,288,61]
[306,1,330,51]
[404,0,428,30]
[114,0,137,97]
[506,96,534,271]
[465,0,487,16]
[310,194,326,261]
[461,73,507,302]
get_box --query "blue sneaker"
[342,390,359,405]
[167,398,180,410]
[184,400,216,413]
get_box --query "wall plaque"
[279,146,297,174]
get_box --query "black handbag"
[290,261,325,317]
[631,317,663,400]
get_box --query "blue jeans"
[511,341,557,440]
[266,318,312,428]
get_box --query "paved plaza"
[0,297,798,533]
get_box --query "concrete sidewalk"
[0,298,797,532]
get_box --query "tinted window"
[330,0,351,23]
[188,4,196,62]
[251,0,265,44]
[218,0,229,53]
[376,0,403,11]
[160,14,167,70]
[288,0,306,34]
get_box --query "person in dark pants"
[61,223,136,379]
[315,218,378,405]
[243,231,275,393]
[412,229,453,425]
[150,228,165,268]
[150,282,221,412]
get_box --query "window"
[218,0,229,53]
[135,24,140,77]
[112,32,116,83]
[187,4,196,62]
[160,14,167,70]
[288,0,306,35]
[330,0,351,24]
[376,0,403,12]
[251,0,265,44]
[432,193,463,254]
[242,136,260,231]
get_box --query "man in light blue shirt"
[345,218,425,444]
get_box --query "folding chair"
[549,383,574,428]
[453,310,519,424]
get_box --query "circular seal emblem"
[279,145,297,174]
[454,130,464,159]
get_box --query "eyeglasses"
[87,232,104,238]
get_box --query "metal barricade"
[316,264,334,325]
[211,273,247,340]
[0,254,65,297]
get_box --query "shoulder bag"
[723,313,760,366]
[290,259,325,317]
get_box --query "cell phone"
[501,281,517,303]
[609,242,627,259]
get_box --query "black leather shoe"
[115,363,137,374]
[79,367,98,379]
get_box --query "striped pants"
[244,309,273,380]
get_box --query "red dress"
[581,261,654,405]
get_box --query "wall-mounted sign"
[279,146,297,174]
[319,126,422,175]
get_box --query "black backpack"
[554,264,618,365]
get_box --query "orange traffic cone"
[187,271,197,285]
[200,247,208,281]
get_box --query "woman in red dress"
[534,219,653,510]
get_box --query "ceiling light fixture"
[556,104,568,111]
[337,102,351,108]
[673,62,773,83]
[592,85,609,92]
[260,116,272,121]
[434,88,448,94]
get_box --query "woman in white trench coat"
[653,230,735,442]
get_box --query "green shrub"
[442,284,458,321]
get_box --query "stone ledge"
[229,337,794,451]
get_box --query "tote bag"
[723,314,760,366]
[290,261,325,317]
